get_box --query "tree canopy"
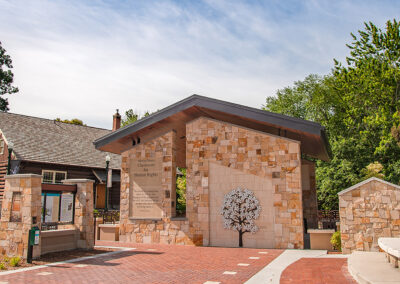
[264,19,400,210]
[55,118,85,125]
[121,109,150,127]
[0,41,18,111]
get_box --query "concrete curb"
[245,249,329,284]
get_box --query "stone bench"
[378,237,400,268]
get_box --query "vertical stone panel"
[186,117,304,249]
[63,179,95,249]
[0,174,42,258]
[119,131,192,245]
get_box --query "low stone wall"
[308,229,334,250]
[98,224,119,241]
[41,229,78,255]
[339,177,400,254]
[0,175,95,259]
[119,218,194,245]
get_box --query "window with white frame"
[0,138,4,155]
[42,170,67,184]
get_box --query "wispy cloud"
[0,0,398,128]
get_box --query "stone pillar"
[0,174,42,259]
[63,179,94,249]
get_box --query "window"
[0,138,4,155]
[42,170,67,184]
[41,191,74,224]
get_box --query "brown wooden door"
[96,184,105,209]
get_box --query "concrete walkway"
[348,251,400,284]
[245,249,332,284]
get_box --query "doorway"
[96,184,105,209]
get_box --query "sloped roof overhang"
[94,95,330,161]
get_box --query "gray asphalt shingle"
[0,112,120,169]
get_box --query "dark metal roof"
[94,95,330,160]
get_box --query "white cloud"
[0,0,399,128]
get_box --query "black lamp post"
[104,154,110,211]
[7,141,14,175]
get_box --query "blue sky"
[0,0,399,128]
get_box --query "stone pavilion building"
[94,95,329,249]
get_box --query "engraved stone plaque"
[129,157,162,219]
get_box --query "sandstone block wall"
[62,179,95,249]
[0,176,95,259]
[0,174,42,258]
[186,117,304,249]
[120,131,195,245]
[339,178,400,254]
[120,117,310,249]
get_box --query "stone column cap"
[62,179,95,184]
[5,174,42,179]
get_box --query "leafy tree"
[55,118,85,125]
[0,41,19,111]
[360,162,384,179]
[121,109,150,127]
[221,188,261,247]
[264,20,400,210]
[176,167,186,215]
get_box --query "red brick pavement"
[0,241,283,284]
[280,257,356,284]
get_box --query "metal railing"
[94,209,120,224]
[317,210,339,229]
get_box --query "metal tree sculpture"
[221,187,261,247]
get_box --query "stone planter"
[95,217,103,241]
[99,224,119,241]
[308,229,335,250]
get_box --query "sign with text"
[60,193,74,223]
[130,157,162,218]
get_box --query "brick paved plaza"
[0,242,356,284]
[280,257,356,284]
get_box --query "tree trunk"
[239,231,243,247]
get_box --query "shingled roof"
[0,112,120,169]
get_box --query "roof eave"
[94,95,327,152]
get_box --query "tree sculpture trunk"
[239,230,243,247]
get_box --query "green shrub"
[9,257,20,267]
[330,231,341,251]
[3,255,9,263]
[0,262,6,270]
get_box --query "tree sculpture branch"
[221,187,261,247]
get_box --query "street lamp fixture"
[104,155,111,211]
[7,141,14,175]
